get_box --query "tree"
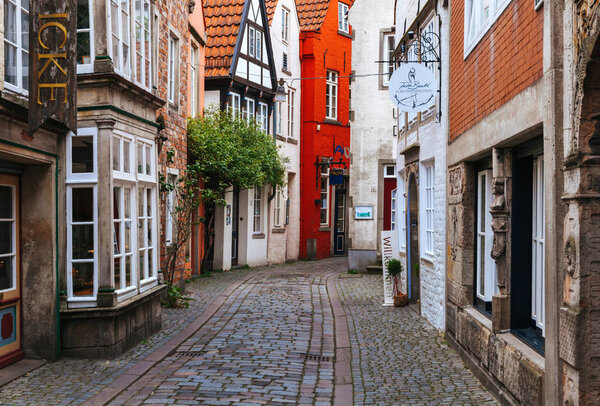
[187,106,287,273]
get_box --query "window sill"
[252,233,265,239]
[272,228,285,234]
[338,30,352,39]
[286,137,298,145]
[276,134,286,142]
[281,68,292,76]
[323,118,344,127]
[420,256,435,268]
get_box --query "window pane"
[114,256,121,288]
[137,143,143,173]
[138,219,144,248]
[123,140,130,173]
[0,257,13,290]
[72,262,94,296]
[125,255,132,286]
[0,186,13,219]
[4,42,16,86]
[124,187,131,218]
[146,188,152,217]
[139,251,145,279]
[147,248,153,276]
[72,188,93,222]
[125,220,131,252]
[72,224,94,259]
[113,186,121,219]
[0,222,12,254]
[72,135,94,173]
[113,221,120,255]
[113,136,120,171]
[145,146,151,175]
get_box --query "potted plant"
[387,259,407,307]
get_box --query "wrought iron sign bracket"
[315,156,347,189]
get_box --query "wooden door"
[0,174,22,368]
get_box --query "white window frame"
[384,165,396,179]
[0,183,17,294]
[476,170,497,302]
[382,33,395,87]
[138,184,158,291]
[421,162,435,258]
[253,187,262,234]
[113,131,135,181]
[391,189,397,231]
[398,174,407,251]
[464,0,512,57]
[134,0,152,89]
[248,26,262,60]
[168,34,179,105]
[281,7,290,43]
[532,155,545,336]
[338,2,349,33]
[113,184,137,299]
[274,187,283,228]
[67,128,98,183]
[190,43,199,116]
[326,70,338,120]
[165,169,179,246]
[66,185,98,306]
[136,139,156,183]
[109,0,132,78]
[287,90,295,138]
[320,162,330,226]
[228,92,241,116]
[77,0,95,73]
[257,102,268,133]
[243,98,255,123]
[4,0,29,94]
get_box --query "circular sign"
[388,62,438,113]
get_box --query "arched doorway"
[407,172,420,306]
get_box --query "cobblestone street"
[0,258,495,405]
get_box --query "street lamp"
[274,79,287,103]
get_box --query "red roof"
[295,0,330,31]
[203,0,246,77]
[265,0,278,25]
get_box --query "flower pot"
[393,293,408,307]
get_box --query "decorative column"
[490,147,512,333]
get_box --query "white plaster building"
[265,0,301,263]
[347,0,397,272]
[393,0,449,330]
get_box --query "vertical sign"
[381,230,399,306]
[29,0,77,136]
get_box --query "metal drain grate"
[173,350,205,358]
[302,354,334,362]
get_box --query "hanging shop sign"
[381,230,399,306]
[29,0,78,136]
[329,168,344,185]
[388,62,438,114]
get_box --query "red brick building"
[296,0,353,259]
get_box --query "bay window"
[77,0,94,73]
[326,71,338,120]
[113,186,135,293]
[110,0,131,78]
[138,185,157,285]
[4,0,29,94]
[134,0,152,89]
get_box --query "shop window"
[326,70,338,120]
[338,2,349,33]
[77,0,94,73]
[287,90,295,138]
[113,186,135,294]
[511,142,545,354]
[227,92,241,116]
[0,184,16,292]
[320,159,330,226]
[475,169,496,315]
[464,0,511,56]
[253,187,262,233]
[4,0,29,94]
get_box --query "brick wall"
[156,0,191,282]
[449,0,543,141]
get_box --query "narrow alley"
[0,259,495,405]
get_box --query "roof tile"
[203,0,246,77]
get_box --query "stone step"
[365,265,383,274]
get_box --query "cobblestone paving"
[0,258,497,405]
[337,273,497,405]
[0,267,256,405]
[108,259,343,405]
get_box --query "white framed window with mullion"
[257,102,268,133]
[253,187,263,234]
[531,155,545,336]
[464,0,512,57]
[326,70,338,120]
[4,0,29,94]
[476,169,496,304]
[338,2,349,33]
[138,184,158,290]
[66,129,98,307]
[228,92,241,116]
[109,0,132,78]
[421,162,435,258]
[133,0,152,89]
[320,159,330,226]
[168,33,180,105]
[398,174,407,252]
[113,184,137,298]
[281,7,289,43]
[77,0,95,73]
[287,90,295,138]
[0,183,17,294]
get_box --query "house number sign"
[388,62,438,114]
[29,0,77,136]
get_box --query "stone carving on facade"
[449,206,458,260]
[449,167,462,196]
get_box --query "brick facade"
[449,0,543,141]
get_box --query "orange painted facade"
[449,0,543,141]
[298,1,353,259]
